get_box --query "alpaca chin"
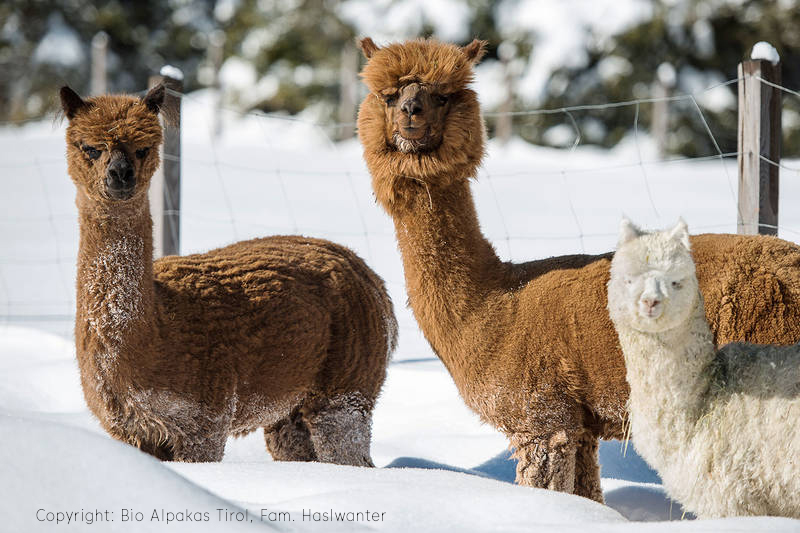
[629,314,678,334]
[392,132,430,153]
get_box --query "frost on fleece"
[61,85,397,465]
[608,219,800,518]
[357,37,800,503]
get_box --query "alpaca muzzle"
[639,298,663,319]
[396,84,431,141]
[106,151,136,199]
[400,97,423,118]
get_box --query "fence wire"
[1,73,798,332]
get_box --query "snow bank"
[170,461,627,532]
[0,416,270,532]
[0,326,83,414]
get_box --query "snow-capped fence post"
[737,44,781,236]
[148,67,183,258]
[337,41,359,140]
[90,31,108,96]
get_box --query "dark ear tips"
[60,86,88,119]
[142,84,165,115]
[461,39,488,65]
[359,37,380,59]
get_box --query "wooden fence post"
[652,63,676,158]
[737,59,781,235]
[337,41,359,140]
[495,41,516,144]
[208,30,226,139]
[90,31,108,95]
[148,68,183,257]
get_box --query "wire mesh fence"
[1,73,799,359]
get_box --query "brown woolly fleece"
[356,37,800,502]
[61,85,397,465]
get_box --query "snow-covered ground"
[2,90,800,531]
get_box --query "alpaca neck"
[75,191,157,378]
[617,295,715,443]
[389,177,504,372]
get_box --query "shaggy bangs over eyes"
[360,40,477,95]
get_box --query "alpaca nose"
[641,297,661,310]
[401,98,423,117]
[106,156,135,198]
[107,163,134,188]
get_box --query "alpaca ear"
[461,39,488,65]
[142,84,165,115]
[668,218,691,250]
[359,37,380,59]
[618,217,642,246]
[60,86,89,120]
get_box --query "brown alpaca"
[61,85,396,464]
[357,37,800,502]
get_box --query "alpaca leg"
[573,434,604,503]
[138,439,174,461]
[112,428,175,461]
[171,432,227,463]
[264,411,318,462]
[303,394,374,467]
[510,431,577,494]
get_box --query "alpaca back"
[152,236,395,404]
[692,233,800,345]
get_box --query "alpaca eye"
[382,93,398,106]
[82,145,101,160]
[435,94,449,106]
[135,147,150,159]
[672,281,683,290]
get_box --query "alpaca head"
[607,218,699,333]
[357,37,487,208]
[60,85,165,206]
[358,37,486,155]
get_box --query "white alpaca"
[607,217,800,519]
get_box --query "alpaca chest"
[82,236,150,345]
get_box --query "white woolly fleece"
[607,219,800,519]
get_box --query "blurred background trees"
[1,0,798,155]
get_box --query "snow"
[656,63,677,88]
[339,0,472,44]
[494,0,654,104]
[691,18,715,58]
[220,57,258,92]
[3,80,800,530]
[31,13,84,68]
[2,324,799,531]
[473,60,508,110]
[751,41,780,65]
[0,415,266,532]
[678,66,736,113]
[597,56,634,82]
[160,65,185,82]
